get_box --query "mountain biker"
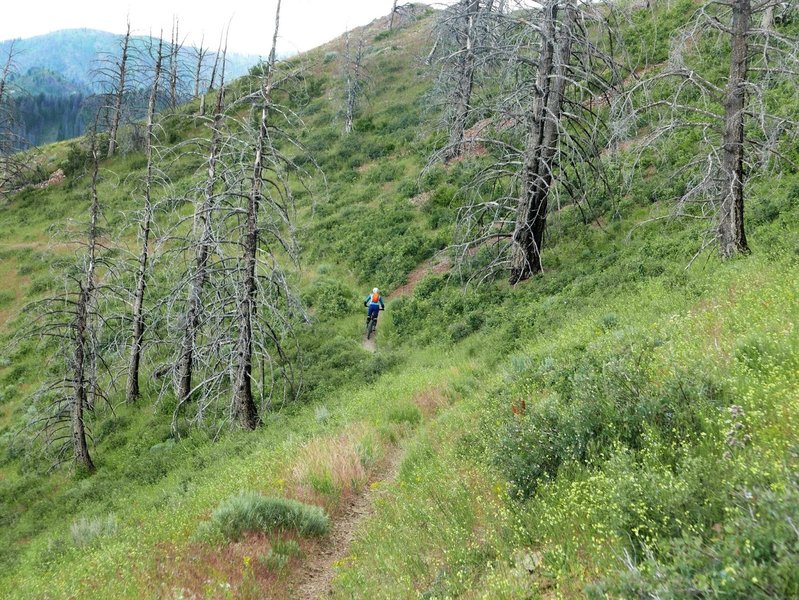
[363,287,385,326]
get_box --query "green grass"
[1,3,798,598]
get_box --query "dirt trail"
[392,256,451,298]
[362,335,377,353]
[290,450,404,599]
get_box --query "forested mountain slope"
[0,2,797,598]
[0,29,258,147]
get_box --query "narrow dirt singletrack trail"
[289,450,404,599]
[362,334,377,353]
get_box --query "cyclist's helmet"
[373,287,379,294]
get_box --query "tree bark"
[443,0,480,162]
[509,0,575,283]
[761,5,774,30]
[126,39,163,403]
[718,0,750,259]
[232,0,282,430]
[107,21,130,157]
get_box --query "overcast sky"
[1,0,455,56]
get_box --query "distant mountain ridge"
[0,29,261,147]
[0,28,260,94]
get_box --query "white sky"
[1,0,454,56]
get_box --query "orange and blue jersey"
[364,293,384,318]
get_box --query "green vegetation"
[0,3,797,598]
[199,493,330,541]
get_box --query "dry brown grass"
[413,386,451,418]
[150,533,307,600]
[286,424,380,513]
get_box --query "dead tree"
[199,29,228,118]
[719,0,751,258]
[0,41,25,196]
[450,0,620,283]
[389,0,400,30]
[230,1,285,429]
[126,38,164,403]
[445,0,480,161]
[508,1,576,281]
[429,0,497,162]
[343,31,367,134]
[168,18,184,110]
[616,0,799,260]
[192,36,208,101]
[107,20,131,157]
[69,138,103,471]
[174,41,229,406]
[21,129,113,471]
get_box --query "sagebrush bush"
[69,514,118,547]
[203,492,329,541]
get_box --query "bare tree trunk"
[425,33,441,65]
[177,44,228,404]
[389,0,399,30]
[443,0,480,161]
[71,138,102,472]
[193,37,206,100]
[232,0,282,430]
[127,40,163,403]
[718,0,750,259]
[761,5,774,30]
[107,21,130,157]
[344,32,365,135]
[169,18,181,110]
[509,0,575,283]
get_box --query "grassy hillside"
[1,3,798,598]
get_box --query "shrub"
[589,480,799,599]
[304,278,353,319]
[204,492,329,541]
[69,514,118,547]
[492,336,725,498]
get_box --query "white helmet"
[372,287,379,294]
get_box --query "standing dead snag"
[389,0,400,30]
[343,31,367,135]
[509,0,576,282]
[443,0,480,162]
[69,138,103,472]
[718,0,750,258]
[231,0,283,429]
[126,38,163,403]
[107,20,131,158]
[168,17,184,111]
[175,42,228,406]
[0,41,26,196]
[21,129,112,471]
[450,0,619,283]
[616,0,799,260]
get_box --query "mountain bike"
[365,308,384,340]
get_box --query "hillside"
[1,3,798,599]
